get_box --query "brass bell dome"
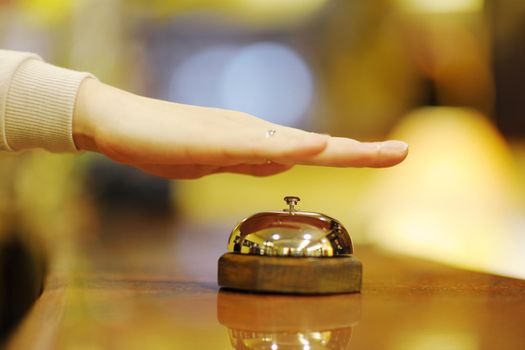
[227,196,353,257]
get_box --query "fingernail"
[381,140,409,155]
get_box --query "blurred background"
[2,0,525,337]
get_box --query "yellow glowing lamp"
[364,107,521,277]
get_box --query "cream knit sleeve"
[0,50,94,152]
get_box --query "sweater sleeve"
[0,50,94,152]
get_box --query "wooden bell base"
[218,253,362,295]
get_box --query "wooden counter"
[6,220,525,350]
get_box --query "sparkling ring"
[266,129,277,138]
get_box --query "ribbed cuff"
[4,59,94,152]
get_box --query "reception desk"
[5,221,525,349]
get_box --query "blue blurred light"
[169,42,314,126]
[169,45,237,108]
[220,42,314,126]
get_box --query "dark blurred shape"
[0,231,46,343]
[85,157,173,218]
[490,0,525,137]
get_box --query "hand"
[73,79,408,179]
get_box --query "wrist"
[73,77,102,152]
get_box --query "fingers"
[136,135,409,180]
[132,136,408,173]
[92,88,408,170]
[137,162,293,179]
[294,138,409,168]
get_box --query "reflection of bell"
[217,290,361,350]
[218,196,362,294]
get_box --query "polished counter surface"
[6,220,525,350]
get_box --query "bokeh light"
[364,107,524,278]
[170,42,314,126]
[169,45,238,108]
[220,42,314,126]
